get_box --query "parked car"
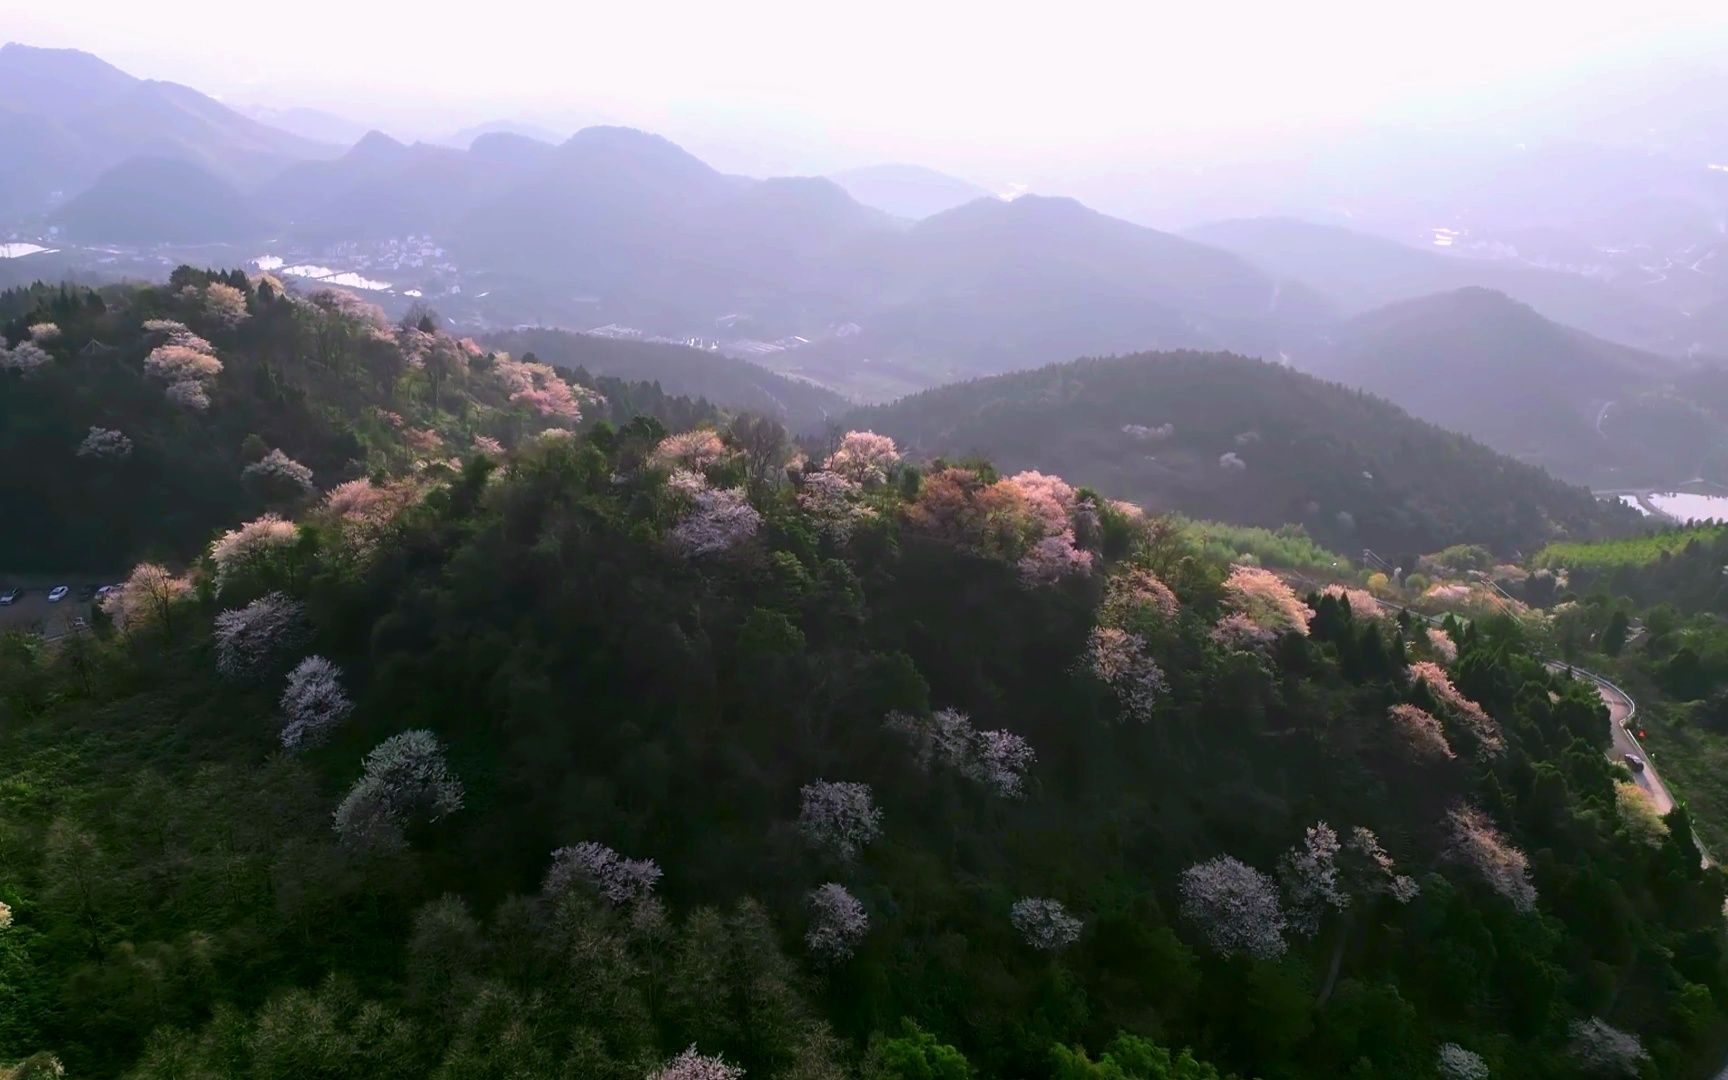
[48,585,69,603]
[95,584,116,598]
[0,588,19,605]
[1624,753,1646,772]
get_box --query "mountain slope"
[0,272,717,570]
[1315,287,1708,486]
[51,156,266,243]
[829,162,992,219]
[0,43,336,215]
[849,348,1636,554]
[4,375,1721,1078]
[486,326,849,428]
[1187,216,1691,355]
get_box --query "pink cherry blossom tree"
[649,1047,744,1080]
[1387,703,1456,761]
[1084,627,1167,723]
[824,431,900,485]
[673,487,761,556]
[209,514,298,594]
[1409,661,1503,756]
[1447,804,1536,913]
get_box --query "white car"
[47,585,69,603]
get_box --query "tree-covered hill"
[1306,288,1710,489]
[485,326,850,430]
[0,425,1721,1079]
[846,351,1637,555]
[0,272,718,571]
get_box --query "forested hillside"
[848,351,1636,554]
[485,326,848,429]
[1,422,1721,1079]
[0,273,716,571]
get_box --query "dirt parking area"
[0,572,124,639]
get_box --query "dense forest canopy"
[0,390,1722,1077]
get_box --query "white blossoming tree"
[280,656,355,748]
[797,780,883,861]
[1278,822,1346,937]
[1567,1017,1648,1076]
[885,708,1036,798]
[213,592,308,680]
[1010,897,1083,952]
[673,487,761,556]
[1179,855,1288,959]
[1436,1043,1489,1080]
[543,841,662,906]
[75,427,133,460]
[332,730,463,852]
[806,883,869,959]
[243,448,315,498]
[1084,627,1167,723]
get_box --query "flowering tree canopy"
[1010,897,1083,952]
[1084,626,1167,723]
[1409,661,1503,756]
[27,321,60,343]
[209,514,298,593]
[1387,703,1456,761]
[0,341,51,375]
[493,354,583,420]
[332,730,464,851]
[242,449,315,496]
[673,487,761,556]
[648,1046,745,1080]
[213,592,308,680]
[1278,822,1346,937]
[797,780,883,860]
[1219,565,1313,639]
[1448,804,1536,913]
[806,883,869,959]
[101,562,191,634]
[543,841,662,906]
[1436,1043,1489,1080]
[1426,625,1459,663]
[824,430,900,485]
[797,470,873,543]
[1320,584,1383,621]
[885,708,1035,798]
[1613,781,1669,847]
[1099,568,1180,629]
[1566,1018,1648,1076]
[649,429,727,472]
[1179,855,1288,959]
[280,656,355,748]
[75,426,132,460]
[203,283,249,327]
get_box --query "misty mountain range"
[5,41,1728,489]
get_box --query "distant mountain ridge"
[1309,286,1722,487]
[0,42,337,216]
[828,162,992,219]
[1186,216,1693,355]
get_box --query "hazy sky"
[7,0,1728,176]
